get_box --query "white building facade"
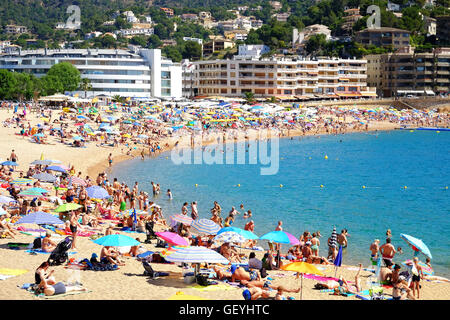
[0,48,181,99]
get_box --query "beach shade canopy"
[1,161,18,166]
[11,178,33,185]
[14,211,64,225]
[190,219,221,235]
[259,230,300,245]
[32,172,56,182]
[93,234,140,247]
[86,186,110,199]
[68,176,87,186]
[400,233,432,259]
[155,231,189,247]
[54,203,82,213]
[0,195,17,204]
[213,231,246,243]
[46,165,67,173]
[170,214,193,226]
[164,246,229,264]
[217,226,259,240]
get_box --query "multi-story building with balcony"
[0,48,181,99]
[355,27,410,50]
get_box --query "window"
[161,71,170,79]
[161,88,171,96]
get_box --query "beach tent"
[38,94,70,102]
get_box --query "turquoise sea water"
[111,130,450,277]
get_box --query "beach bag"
[196,274,209,286]
[33,237,42,249]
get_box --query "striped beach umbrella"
[32,172,56,182]
[329,227,338,249]
[14,211,63,225]
[86,186,110,199]
[213,231,246,243]
[190,219,221,235]
[163,246,229,264]
[68,176,87,186]
[170,214,193,226]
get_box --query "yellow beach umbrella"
[281,261,324,300]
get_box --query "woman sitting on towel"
[41,231,57,253]
[35,261,56,286]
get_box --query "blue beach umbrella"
[190,219,221,235]
[1,161,18,166]
[86,186,110,199]
[213,231,246,243]
[15,211,64,225]
[333,245,343,277]
[164,246,229,264]
[93,234,140,247]
[26,187,50,194]
[46,165,67,173]
[400,233,432,260]
[259,230,300,245]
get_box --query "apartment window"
[231,89,237,93]
[230,64,236,69]
[161,80,171,87]
[230,80,235,85]
[230,72,236,77]
[161,88,171,96]
[348,87,358,91]
[337,86,345,91]
[161,71,170,79]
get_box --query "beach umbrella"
[164,246,229,264]
[54,203,82,213]
[1,161,18,166]
[259,230,300,245]
[72,136,84,141]
[155,231,189,247]
[217,227,259,240]
[400,233,432,259]
[93,234,140,247]
[329,227,338,250]
[32,173,56,183]
[281,261,324,300]
[86,186,110,199]
[18,189,46,197]
[190,219,221,235]
[27,187,50,194]
[0,195,17,204]
[213,231,246,243]
[68,176,87,186]
[334,245,343,277]
[14,211,63,225]
[46,165,67,173]
[0,207,8,216]
[11,178,33,185]
[170,214,193,226]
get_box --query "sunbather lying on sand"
[37,280,87,296]
[213,265,260,282]
[315,263,363,295]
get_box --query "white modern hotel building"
[0,48,182,99]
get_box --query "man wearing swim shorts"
[380,238,396,267]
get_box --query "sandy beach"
[0,105,449,301]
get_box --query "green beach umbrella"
[54,203,82,212]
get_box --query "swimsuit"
[249,270,258,281]
[311,244,319,251]
[51,282,66,295]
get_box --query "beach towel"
[189,283,237,292]
[0,268,28,280]
[303,274,340,282]
[25,249,77,255]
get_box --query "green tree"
[45,62,81,93]
[130,36,147,47]
[13,72,38,101]
[305,34,328,55]
[147,34,162,48]
[244,91,255,103]
[162,45,183,62]
[183,41,202,60]
[0,69,18,100]
[40,74,63,96]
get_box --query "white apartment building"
[183,37,203,45]
[238,45,270,58]
[181,59,196,98]
[123,11,138,23]
[0,48,181,99]
[115,28,154,37]
[193,55,374,98]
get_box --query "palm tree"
[244,91,255,104]
[79,78,92,98]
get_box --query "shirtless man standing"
[370,239,380,263]
[379,238,396,266]
[337,229,348,248]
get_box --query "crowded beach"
[0,97,449,300]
